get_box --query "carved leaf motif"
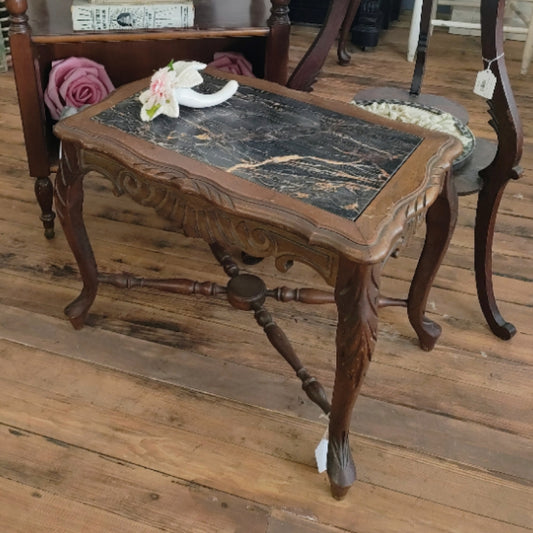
[335,262,380,379]
[386,142,456,259]
[74,151,339,283]
[55,142,83,225]
[327,432,355,473]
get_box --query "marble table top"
[94,75,422,222]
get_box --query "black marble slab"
[94,75,422,222]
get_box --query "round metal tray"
[354,99,476,170]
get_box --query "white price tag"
[473,69,497,99]
[315,438,329,473]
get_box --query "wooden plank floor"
[1,22,532,532]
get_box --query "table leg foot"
[483,317,516,340]
[414,318,441,352]
[328,433,356,500]
[330,482,352,501]
[65,293,94,330]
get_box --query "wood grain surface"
[0,21,532,532]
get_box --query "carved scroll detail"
[480,0,523,173]
[80,150,339,284]
[385,138,457,259]
[336,262,380,372]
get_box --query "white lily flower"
[171,60,206,88]
[139,59,238,121]
[139,60,206,122]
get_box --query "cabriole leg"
[54,142,98,329]
[474,177,517,339]
[328,258,381,499]
[408,169,458,351]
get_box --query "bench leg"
[328,259,381,499]
[35,176,56,239]
[54,142,98,329]
[408,169,458,351]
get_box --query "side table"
[53,71,461,499]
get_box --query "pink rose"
[207,52,255,77]
[44,57,115,120]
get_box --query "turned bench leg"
[328,258,381,499]
[35,176,56,239]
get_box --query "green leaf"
[146,103,161,119]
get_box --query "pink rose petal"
[44,57,115,120]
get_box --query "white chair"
[513,0,533,73]
[407,0,533,74]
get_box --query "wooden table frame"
[53,73,460,499]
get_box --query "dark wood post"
[475,0,523,339]
[6,0,56,238]
[265,0,291,84]
[409,0,434,96]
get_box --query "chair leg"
[287,0,354,91]
[407,0,423,61]
[520,12,533,74]
[337,0,363,65]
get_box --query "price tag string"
[482,52,505,70]
[474,53,504,99]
